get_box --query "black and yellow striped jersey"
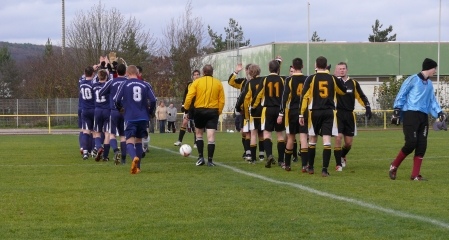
[228,72,248,91]
[252,73,285,109]
[280,73,308,115]
[235,81,251,118]
[336,77,370,111]
[181,81,195,112]
[235,77,264,119]
[300,71,346,115]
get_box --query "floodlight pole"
[307,2,310,75]
[62,0,65,55]
[437,0,441,101]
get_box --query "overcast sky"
[1,0,448,46]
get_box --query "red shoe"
[389,164,398,180]
[302,166,308,173]
[411,175,427,181]
[308,166,314,174]
[95,148,104,162]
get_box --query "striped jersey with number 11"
[252,73,285,108]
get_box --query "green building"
[204,42,449,111]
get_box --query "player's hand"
[365,106,372,120]
[277,116,283,124]
[109,52,117,63]
[438,111,446,122]
[235,63,243,74]
[299,116,305,126]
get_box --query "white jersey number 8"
[133,86,142,102]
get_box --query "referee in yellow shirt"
[184,64,225,166]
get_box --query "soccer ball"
[179,144,192,157]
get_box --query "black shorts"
[249,116,263,133]
[309,109,337,136]
[194,108,219,130]
[188,108,195,119]
[262,106,285,132]
[336,109,356,136]
[284,108,300,134]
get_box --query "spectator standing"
[167,103,177,133]
[156,102,168,133]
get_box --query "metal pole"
[437,0,441,101]
[16,99,18,128]
[62,0,65,55]
[307,2,310,75]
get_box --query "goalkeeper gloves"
[438,111,446,122]
[365,106,372,120]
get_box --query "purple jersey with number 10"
[114,79,157,121]
[79,79,95,109]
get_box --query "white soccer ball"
[179,144,192,157]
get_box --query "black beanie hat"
[422,58,438,71]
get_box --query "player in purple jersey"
[114,65,157,174]
[99,64,128,165]
[78,75,85,155]
[79,66,96,160]
[92,70,111,161]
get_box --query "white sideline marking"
[152,145,449,230]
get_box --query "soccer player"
[229,63,265,160]
[98,64,128,165]
[184,64,225,167]
[252,59,286,168]
[235,64,264,164]
[92,69,111,161]
[299,56,347,177]
[279,58,309,171]
[174,70,200,147]
[79,66,96,160]
[114,65,157,174]
[333,62,372,171]
[389,58,445,181]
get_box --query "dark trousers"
[168,121,176,132]
[159,119,167,133]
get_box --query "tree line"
[0,0,396,100]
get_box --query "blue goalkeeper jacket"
[393,72,441,118]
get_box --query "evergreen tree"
[311,31,326,42]
[369,19,397,42]
[0,46,20,98]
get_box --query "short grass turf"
[0,130,449,239]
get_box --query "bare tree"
[160,0,209,98]
[22,47,79,99]
[66,3,155,70]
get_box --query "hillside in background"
[0,41,52,63]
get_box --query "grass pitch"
[1,130,449,239]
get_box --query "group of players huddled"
[229,56,371,176]
[78,53,157,174]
